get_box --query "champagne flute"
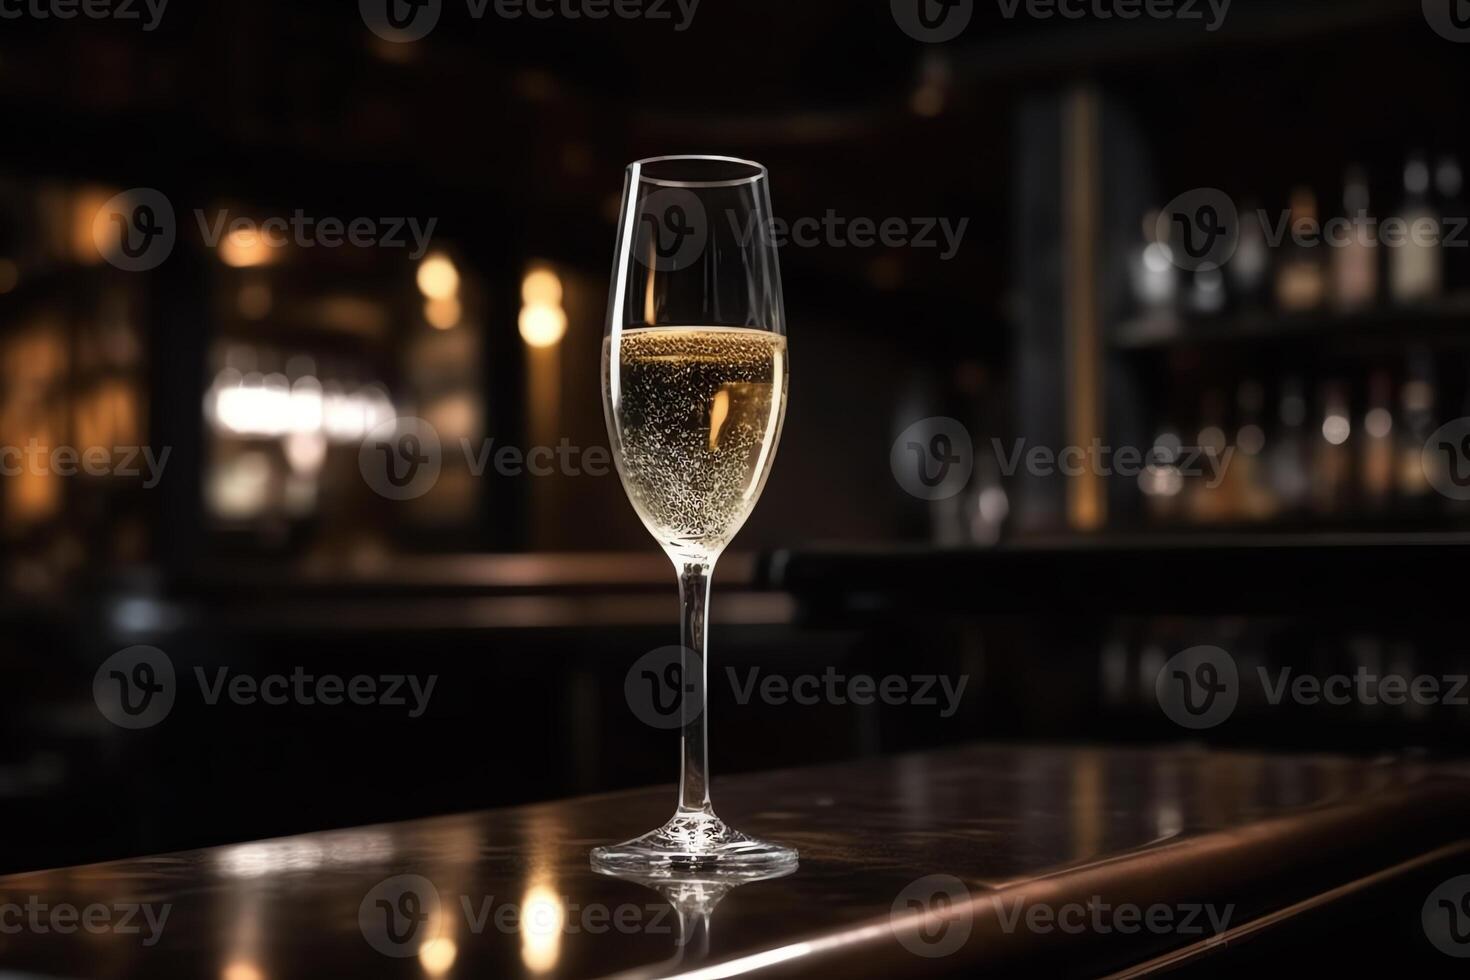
[595,155,796,874]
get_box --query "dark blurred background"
[4,0,1470,874]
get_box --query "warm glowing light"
[237,282,273,319]
[1322,414,1351,446]
[417,253,461,300]
[521,268,563,307]
[222,961,265,980]
[911,85,944,117]
[1365,407,1393,439]
[519,884,565,974]
[425,296,462,330]
[1140,465,1184,498]
[207,367,393,444]
[219,229,276,268]
[518,304,567,348]
[419,937,458,976]
[1237,424,1266,456]
[76,186,115,264]
[707,389,730,451]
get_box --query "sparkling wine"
[604,326,787,559]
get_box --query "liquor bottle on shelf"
[1397,347,1437,507]
[1185,265,1227,316]
[1139,425,1185,523]
[1360,371,1395,511]
[1276,187,1327,312]
[1231,380,1274,521]
[1435,155,1466,297]
[1312,380,1352,516]
[1187,390,1231,523]
[1268,377,1310,517]
[1331,166,1378,311]
[1129,209,1179,316]
[1390,153,1442,305]
[1229,200,1271,311]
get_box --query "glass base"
[591,810,798,876]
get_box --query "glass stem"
[676,561,713,816]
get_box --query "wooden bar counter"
[1,744,1467,977]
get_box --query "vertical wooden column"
[1063,85,1105,533]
